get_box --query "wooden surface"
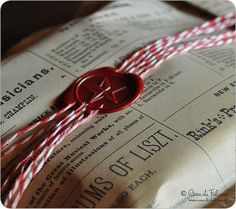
[3,1,235,208]
[205,186,235,208]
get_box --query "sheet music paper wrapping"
[186,0,235,16]
[1,1,235,207]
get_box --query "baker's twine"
[1,12,235,207]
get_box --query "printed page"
[1,1,235,208]
[186,0,235,16]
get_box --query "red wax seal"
[61,67,144,113]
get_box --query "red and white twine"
[1,12,235,207]
[118,12,235,76]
